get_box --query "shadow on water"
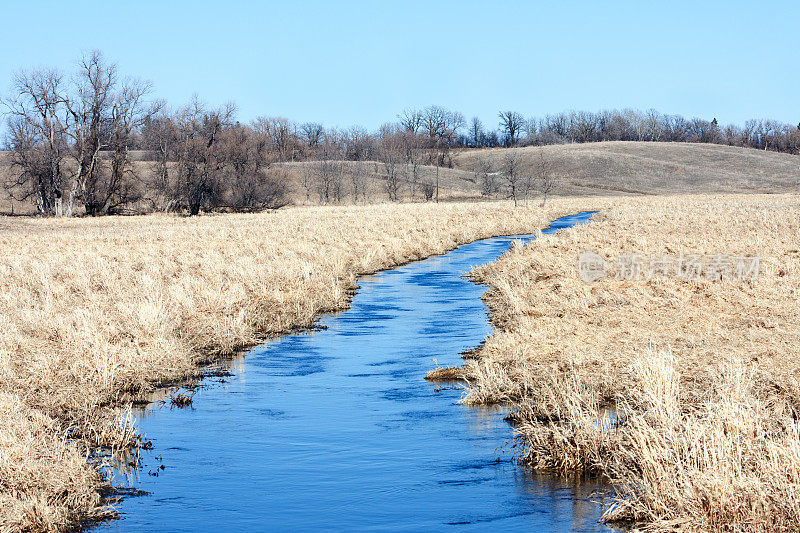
[94,211,617,532]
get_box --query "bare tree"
[469,116,484,147]
[421,106,464,201]
[378,124,403,201]
[300,122,324,149]
[398,108,422,134]
[420,180,435,201]
[312,132,345,204]
[4,51,164,216]
[171,98,237,215]
[142,109,178,211]
[399,130,423,200]
[218,123,287,211]
[95,78,162,214]
[297,164,313,204]
[3,68,70,216]
[498,111,525,146]
[500,151,523,206]
[65,51,117,216]
[348,161,369,204]
[343,126,374,161]
[316,159,344,204]
[253,116,299,162]
[535,148,556,206]
[475,157,499,198]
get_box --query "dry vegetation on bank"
[458,193,800,531]
[0,200,597,532]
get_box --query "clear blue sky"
[1,0,797,131]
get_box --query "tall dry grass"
[0,199,601,532]
[462,194,800,531]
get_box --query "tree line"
[2,51,797,216]
[491,109,800,152]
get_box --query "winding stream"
[95,211,613,532]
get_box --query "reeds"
[464,194,800,531]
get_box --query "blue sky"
[0,1,797,131]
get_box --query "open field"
[2,142,798,214]
[0,199,603,532]
[285,142,798,202]
[453,142,800,196]
[455,193,800,531]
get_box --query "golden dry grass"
[0,199,600,532]
[463,193,800,531]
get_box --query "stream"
[94,211,614,532]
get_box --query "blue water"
[94,211,613,532]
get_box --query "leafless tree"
[300,122,324,149]
[500,151,523,206]
[342,126,374,161]
[298,164,314,204]
[93,78,162,215]
[218,122,287,211]
[3,68,70,215]
[535,148,556,206]
[64,51,117,216]
[316,159,345,203]
[142,109,178,210]
[4,51,164,216]
[421,106,464,201]
[469,117,484,147]
[170,98,237,215]
[420,180,435,201]
[475,157,499,198]
[378,124,403,201]
[312,132,345,204]
[253,116,299,162]
[398,108,422,134]
[348,161,369,204]
[498,111,525,146]
[399,130,423,200]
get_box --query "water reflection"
[93,212,615,532]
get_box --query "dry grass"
[464,193,800,531]
[454,142,800,196]
[424,364,470,382]
[0,199,601,531]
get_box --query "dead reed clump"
[465,194,800,532]
[603,353,800,532]
[165,390,196,408]
[425,363,470,382]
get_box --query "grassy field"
[454,142,800,196]
[0,200,602,532]
[449,193,800,531]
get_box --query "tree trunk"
[65,181,78,217]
